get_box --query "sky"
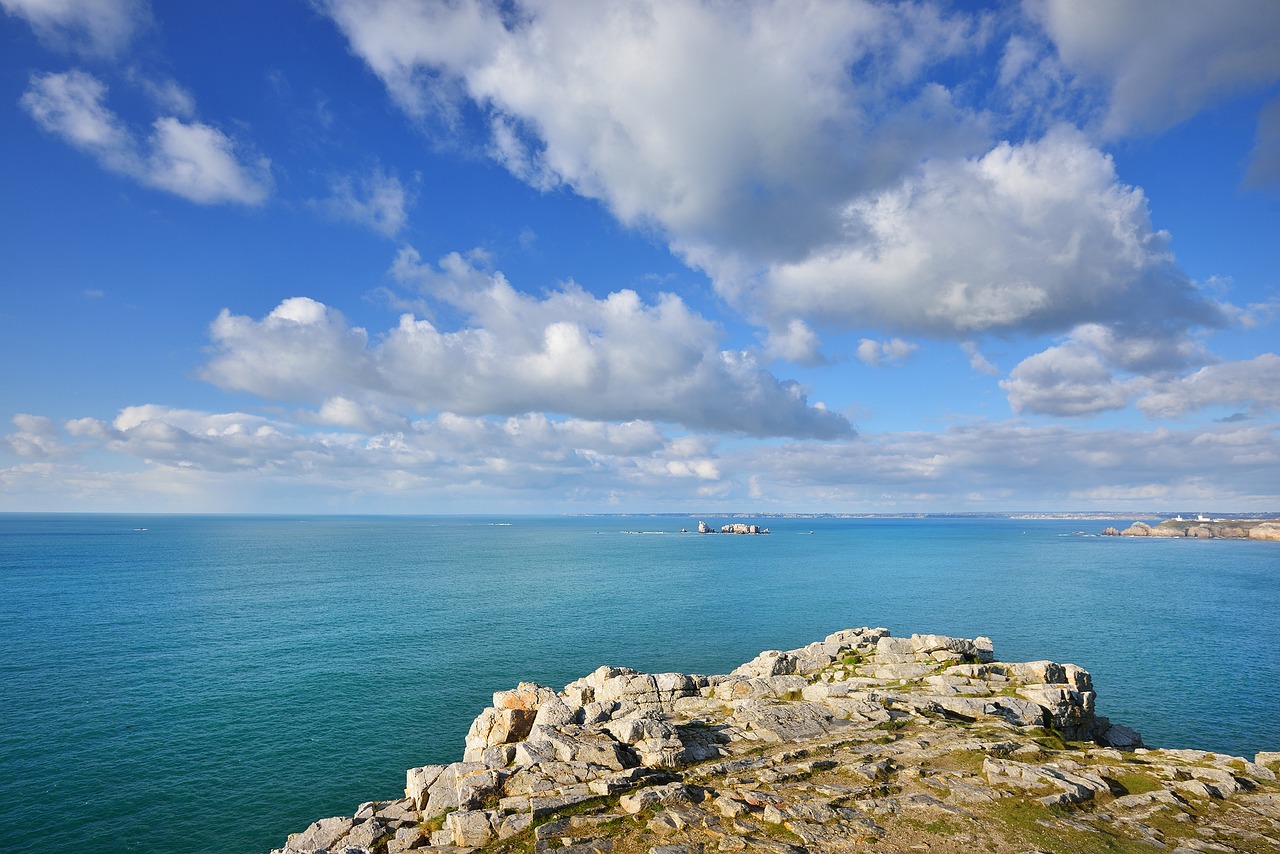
[1,0,1278,514]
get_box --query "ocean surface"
[1,513,1278,854]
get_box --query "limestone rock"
[280,816,352,853]
[271,626,1279,854]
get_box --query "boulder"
[282,816,353,853]
[873,636,917,663]
[405,764,446,810]
[494,681,558,710]
[463,706,536,761]
[444,809,496,847]
[732,649,799,678]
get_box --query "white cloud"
[756,127,1220,337]
[731,420,1280,510]
[762,319,823,364]
[1000,337,1139,417]
[320,0,1233,354]
[5,386,1279,512]
[200,250,852,439]
[961,341,1000,376]
[1029,0,1280,136]
[131,73,196,118]
[321,0,987,262]
[10,406,1276,512]
[313,396,409,433]
[38,405,717,503]
[315,166,414,237]
[2,414,65,459]
[1138,354,1280,418]
[20,70,271,205]
[998,321,1280,420]
[856,337,917,367]
[1,0,146,56]
[145,117,271,205]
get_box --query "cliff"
[1104,517,1280,540]
[271,629,1280,853]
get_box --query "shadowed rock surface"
[270,628,1280,854]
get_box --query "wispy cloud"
[313,165,414,237]
[20,69,271,205]
[6,410,1277,512]
[1,0,148,57]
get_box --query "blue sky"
[1,0,1278,513]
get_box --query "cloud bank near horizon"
[3,0,1278,511]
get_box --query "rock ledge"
[271,629,1280,853]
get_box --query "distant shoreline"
[562,511,1279,521]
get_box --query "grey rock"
[283,816,353,853]
[444,809,496,847]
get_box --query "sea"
[1,513,1277,854]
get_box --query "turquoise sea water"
[1,513,1278,854]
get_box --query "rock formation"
[1104,517,1280,540]
[270,629,1280,853]
[694,521,769,534]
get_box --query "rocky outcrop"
[1106,516,1280,540]
[270,629,1280,854]
[695,520,769,534]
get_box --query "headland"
[270,628,1280,853]
[1103,517,1280,540]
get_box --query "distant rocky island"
[270,629,1279,853]
[1103,516,1280,540]
[693,520,769,534]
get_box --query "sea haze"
[1,514,1277,854]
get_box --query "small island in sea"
[1103,515,1280,540]
[694,520,769,534]
[270,628,1279,853]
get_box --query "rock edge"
[271,629,1280,854]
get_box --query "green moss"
[983,800,1153,853]
[1108,772,1163,796]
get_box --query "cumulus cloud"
[320,2,1232,350]
[756,127,1221,337]
[762,319,823,364]
[1000,337,1139,417]
[1029,0,1280,137]
[1138,354,1280,418]
[201,250,852,439]
[20,70,271,205]
[1,0,147,56]
[2,414,66,459]
[995,319,1280,420]
[1000,322,1214,417]
[314,165,414,237]
[855,337,917,367]
[321,0,988,262]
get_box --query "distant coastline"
[1104,516,1280,541]
[563,511,1279,521]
